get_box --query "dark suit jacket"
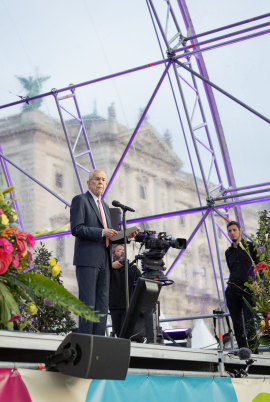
[70,191,123,267]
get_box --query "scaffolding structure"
[0,1,270,330]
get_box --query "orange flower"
[1,227,17,238]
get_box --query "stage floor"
[1,330,270,376]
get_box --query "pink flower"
[0,238,13,254]
[27,251,33,264]
[0,209,3,214]
[8,315,22,323]
[254,262,267,272]
[27,233,35,248]
[12,254,19,268]
[266,312,270,327]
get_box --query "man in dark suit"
[70,169,139,335]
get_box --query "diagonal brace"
[103,61,172,198]
[175,59,270,125]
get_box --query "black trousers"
[110,309,126,337]
[76,248,110,335]
[225,285,257,351]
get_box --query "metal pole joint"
[166,48,177,61]
[206,196,215,208]
[69,84,75,93]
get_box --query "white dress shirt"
[88,190,107,236]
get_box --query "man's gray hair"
[88,169,106,181]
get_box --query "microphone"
[238,347,252,360]
[112,200,135,212]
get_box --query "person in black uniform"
[109,244,141,337]
[225,221,261,351]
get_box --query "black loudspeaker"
[109,207,121,231]
[50,334,130,380]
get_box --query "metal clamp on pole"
[213,308,226,376]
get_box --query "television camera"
[133,230,186,285]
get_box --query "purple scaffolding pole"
[0,152,70,207]
[174,21,270,54]
[177,0,248,231]
[227,181,270,192]
[175,60,270,125]
[175,27,270,61]
[215,194,270,209]
[186,12,270,41]
[166,211,209,270]
[146,2,225,307]
[54,93,84,194]
[0,59,168,110]
[103,61,172,198]
[32,191,270,241]
[215,187,270,201]
[0,145,24,231]
[213,207,253,243]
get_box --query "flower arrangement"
[242,210,270,350]
[0,178,34,274]
[0,176,98,330]
[20,243,77,334]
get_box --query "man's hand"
[112,261,122,269]
[104,228,118,238]
[128,228,141,240]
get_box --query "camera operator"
[225,221,264,353]
[109,244,141,337]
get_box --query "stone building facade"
[0,105,264,329]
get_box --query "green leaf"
[3,274,34,302]
[0,282,20,327]
[243,297,261,321]
[19,273,99,323]
[258,335,270,347]
[0,174,4,187]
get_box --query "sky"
[0,0,270,194]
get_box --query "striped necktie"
[97,199,109,248]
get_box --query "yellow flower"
[26,303,38,315]
[52,264,61,276]
[22,250,27,257]
[1,214,9,225]
[3,186,15,194]
[261,320,266,327]
[49,258,57,266]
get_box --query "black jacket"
[70,192,123,267]
[109,264,141,309]
[225,240,259,286]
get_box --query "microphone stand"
[122,208,129,313]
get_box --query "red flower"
[8,315,22,323]
[27,233,35,248]
[14,229,27,254]
[254,262,267,272]
[0,249,12,274]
